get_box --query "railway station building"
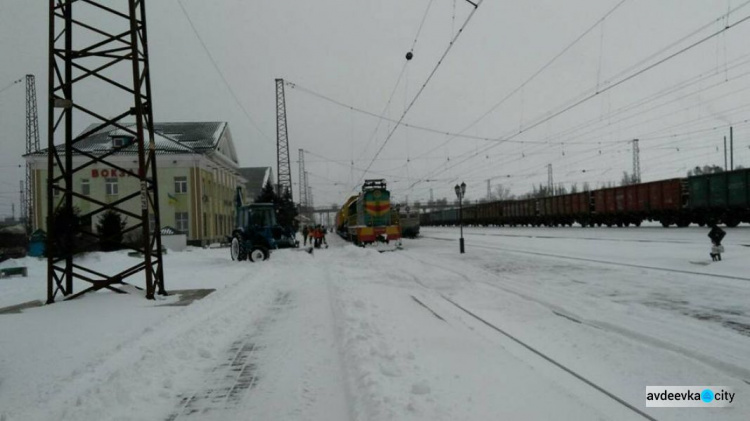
[25,122,268,246]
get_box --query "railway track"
[397,241,750,418]
[401,276,658,420]
[402,251,750,381]
[429,228,750,247]
[422,235,750,282]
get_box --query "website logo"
[646,386,735,407]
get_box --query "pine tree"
[256,181,276,203]
[96,210,126,251]
[48,206,81,257]
[276,188,298,228]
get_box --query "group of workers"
[301,225,328,248]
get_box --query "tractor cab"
[230,188,278,262]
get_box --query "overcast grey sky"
[1,0,749,217]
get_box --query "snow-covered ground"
[1,226,749,420]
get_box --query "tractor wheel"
[231,235,248,261]
[249,246,269,262]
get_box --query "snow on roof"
[239,167,275,202]
[30,122,228,156]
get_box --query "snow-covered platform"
[1,228,748,420]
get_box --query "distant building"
[238,167,275,203]
[25,122,253,246]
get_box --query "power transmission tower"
[19,181,24,225]
[632,139,641,183]
[275,79,293,200]
[25,74,40,232]
[547,164,553,194]
[306,181,314,210]
[47,1,165,302]
[298,149,308,210]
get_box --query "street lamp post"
[454,182,466,254]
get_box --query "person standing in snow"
[302,225,309,246]
[320,226,328,248]
[708,223,726,261]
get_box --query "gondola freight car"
[420,170,750,228]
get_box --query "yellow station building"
[25,122,269,246]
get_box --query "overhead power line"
[0,77,23,96]
[411,0,632,161]
[285,81,625,146]
[354,0,436,164]
[515,10,750,140]
[357,0,486,188]
[176,0,273,144]
[406,8,750,194]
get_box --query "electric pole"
[275,79,293,200]
[25,74,39,232]
[632,138,641,183]
[298,149,308,209]
[547,164,553,195]
[47,1,165,302]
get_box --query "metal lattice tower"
[298,149,308,208]
[632,139,641,183]
[275,79,293,200]
[25,74,40,232]
[547,164,553,194]
[307,182,314,209]
[19,181,25,225]
[47,1,165,302]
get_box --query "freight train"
[421,168,750,228]
[337,179,402,245]
[398,206,421,238]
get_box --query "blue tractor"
[229,188,299,262]
[230,188,276,262]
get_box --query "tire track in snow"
[166,291,292,420]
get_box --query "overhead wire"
[404,7,750,195]
[0,77,23,97]
[505,10,750,144]
[175,0,273,145]
[409,0,632,160]
[351,0,437,170]
[284,81,626,145]
[356,0,486,188]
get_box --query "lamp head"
[454,184,461,198]
[460,182,466,195]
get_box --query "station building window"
[105,178,118,195]
[175,212,188,233]
[81,179,90,196]
[174,176,188,194]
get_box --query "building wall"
[30,155,243,246]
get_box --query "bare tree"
[494,184,514,200]
[687,165,724,176]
